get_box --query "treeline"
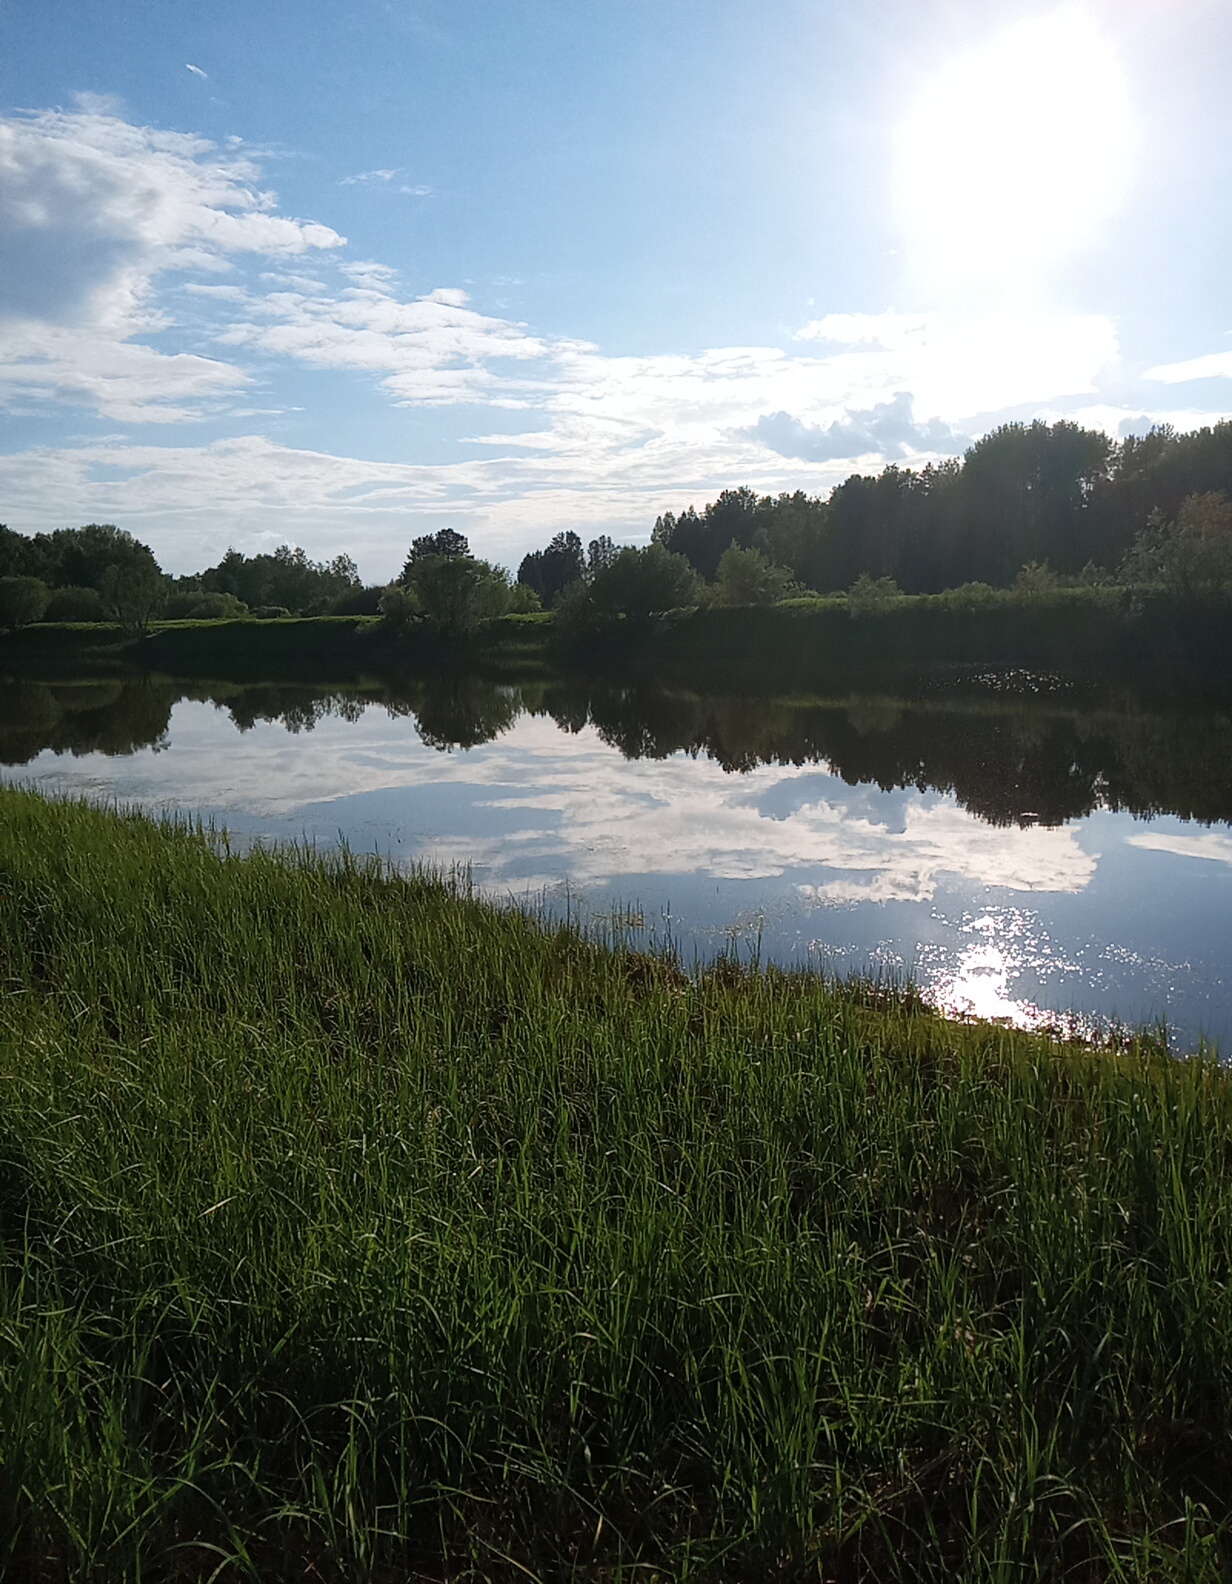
[648,420,1232,594]
[0,524,368,633]
[5,418,1232,639]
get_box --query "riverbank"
[2,790,1231,1579]
[3,589,1232,696]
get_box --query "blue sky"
[1,0,1230,578]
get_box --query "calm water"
[4,672,1231,1053]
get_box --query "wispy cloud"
[1145,349,1232,384]
[339,167,433,196]
[185,63,208,79]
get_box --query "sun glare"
[895,8,1134,294]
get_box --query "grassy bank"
[6,590,1232,696]
[2,791,1232,1579]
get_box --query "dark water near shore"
[3,671,1231,1053]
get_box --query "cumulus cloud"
[0,102,1156,562]
[0,104,342,418]
[750,392,966,463]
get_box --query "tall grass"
[1,788,1231,1580]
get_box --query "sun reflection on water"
[920,908,1097,1038]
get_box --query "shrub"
[164,590,250,621]
[1120,492,1232,597]
[0,576,50,630]
[590,543,700,620]
[846,573,900,616]
[1015,560,1061,595]
[712,542,796,607]
[43,585,107,622]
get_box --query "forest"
[2,418,1232,637]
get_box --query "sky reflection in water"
[2,677,1230,1054]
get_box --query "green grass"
[2,789,1232,1580]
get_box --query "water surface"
[3,673,1230,1053]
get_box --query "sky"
[1,0,1230,581]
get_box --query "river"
[3,671,1230,1053]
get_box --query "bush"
[712,542,795,607]
[0,576,50,630]
[251,606,292,620]
[846,573,900,616]
[43,585,107,622]
[329,584,386,617]
[377,585,420,629]
[590,543,700,620]
[164,590,250,621]
[507,582,543,614]
[1120,492,1232,597]
[399,556,512,636]
[1015,560,1061,595]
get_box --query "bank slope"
[1,789,1230,1580]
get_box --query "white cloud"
[216,273,551,406]
[0,705,1097,904]
[0,104,342,420]
[0,101,1194,571]
[1127,830,1232,866]
[750,393,967,464]
[338,168,432,196]
[1145,350,1232,384]
[794,311,1120,419]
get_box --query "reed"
[1,788,1230,1580]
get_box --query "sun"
[894,8,1134,294]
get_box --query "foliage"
[711,541,795,606]
[506,580,542,614]
[650,420,1232,596]
[398,528,470,583]
[654,485,764,580]
[328,583,386,616]
[590,542,700,619]
[396,553,512,636]
[201,545,360,615]
[100,560,166,636]
[517,530,585,607]
[42,585,107,622]
[1120,491,1232,596]
[0,575,50,629]
[846,571,901,615]
[586,533,618,579]
[377,583,420,627]
[164,589,250,621]
[1014,560,1061,595]
[0,523,163,594]
[2,789,1232,1579]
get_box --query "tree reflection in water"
[2,673,1230,829]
